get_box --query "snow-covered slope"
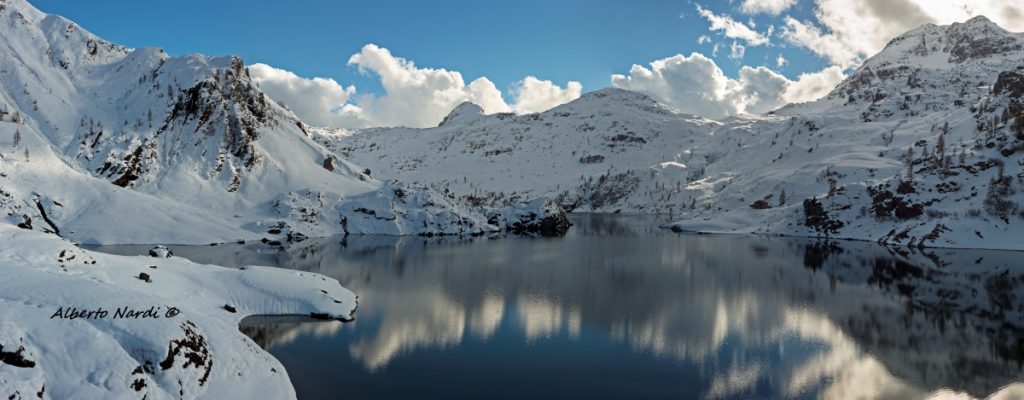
[316,88,719,212]
[323,16,1024,250]
[0,223,357,399]
[0,0,566,245]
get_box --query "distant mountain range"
[319,16,1024,250]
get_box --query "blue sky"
[29,0,1024,128]
[31,0,827,94]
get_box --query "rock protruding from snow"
[486,198,572,237]
[148,245,173,258]
[438,102,485,127]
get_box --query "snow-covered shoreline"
[0,224,356,399]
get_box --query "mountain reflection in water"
[89,215,1024,399]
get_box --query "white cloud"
[249,63,363,128]
[696,5,771,46]
[346,44,511,128]
[610,53,847,119]
[735,66,791,114]
[740,0,798,15]
[782,66,847,104]
[511,77,583,114]
[776,54,788,67]
[250,44,582,129]
[729,41,747,60]
[698,35,712,44]
[611,53,741,119]
[782,0,1024,69]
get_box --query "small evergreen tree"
[23,148,29,162]
[13,129,20,147]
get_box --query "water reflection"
[89,216,1024,399]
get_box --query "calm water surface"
[90,215,1024,399]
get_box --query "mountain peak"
[581,87,651,101]
[868,15,1019,66]
[438,101,484,127]
[960,15,996,27]
[543,87,680,118]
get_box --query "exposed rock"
[802,197,844,236]
[148,245,172,258]
[0,343,36,368]
[159,321,212,387]
[487,198,572,237]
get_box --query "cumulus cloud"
[346,44,511,127]
[250,44,582,129]
[249,63,363,128]
[611,53,741,118]
[781,66,847,103]
[510,77,583,114]
[611,53,847,119]
[696,5,771,46]
[782,0,1024,69]
[740,0,798,15]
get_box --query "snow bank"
[0,224,356,399]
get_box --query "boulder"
[148,245,173,258]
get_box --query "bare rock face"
[994,71,1024,98]
[945,16,1023,63]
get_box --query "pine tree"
[13,129,20,147]
[23,148,29,162]
[778,188,786,207]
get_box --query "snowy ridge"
[323,17,1024,250]
[0,0,563,245]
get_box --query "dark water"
[89,215,1024,399]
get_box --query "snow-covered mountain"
[321,16,1024,250]
[0,0,565,245]
[316,88,719,211]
